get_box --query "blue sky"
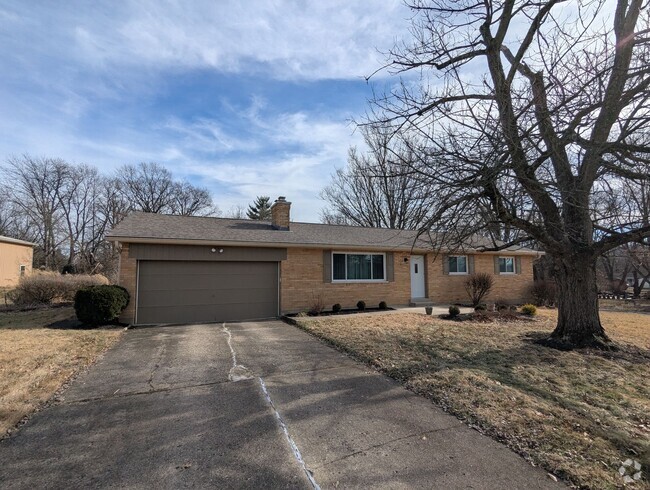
[0,0,411,221]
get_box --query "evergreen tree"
[246,196,272,220]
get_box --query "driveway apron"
[0,321,563,489]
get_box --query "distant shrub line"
[8,272,109,305]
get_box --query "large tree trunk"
[550,254,611,348]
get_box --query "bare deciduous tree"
[116,162,175,214]
[115,162,218,217]
[0,187,34,240]
[321,124,436,229]
[169,181,219,217]
[3,156,68,268]
[2,157,220,274]
[225,204,246,219]
[366,0,650,347]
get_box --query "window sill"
[449,272,468,275]
[331,280,389,284]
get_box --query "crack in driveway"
[222,322,320,489]
[312,425,464,470]
[147,341,167,390]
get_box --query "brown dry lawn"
[296,309,649,489]
[0,307,122,436]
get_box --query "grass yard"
[0,307,122,436]
[296,309,650,489]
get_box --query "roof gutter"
[0,236,37,247]
[106,235,542,256]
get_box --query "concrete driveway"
[0,321,562,489]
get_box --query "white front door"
[410,255,426,298]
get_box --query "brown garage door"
[136,260,279,324]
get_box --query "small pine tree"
[246,196,272,220]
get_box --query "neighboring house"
[107,197,540,325]
[0,235,35,288]
[626,273,650,290]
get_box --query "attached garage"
[136,261,279,324]
[126,244,286,325]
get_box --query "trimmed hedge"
[74,285,130,326]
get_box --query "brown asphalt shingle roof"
[107,212,539,254]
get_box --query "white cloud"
[160,105,364,220]
[0,0,400,221]
[35,0,409,81]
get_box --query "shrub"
[61,274,110,301]
[448,305,460,317]
[474,304,487,311]
[495,299,509,311]
[332,303,342,313]
[74,285,130,326]
[8,272,109,305]
[464,272,494,307]
[356,300,366,311]
[378,301,388,310]
[61,264,77,275]
[308,292,324,316]
[529,280,557,306]
[521,304,537,316]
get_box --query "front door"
[410,255,426,298]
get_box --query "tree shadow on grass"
[383,330,650,467]
[522,330,650,363]
[46,317,87,329]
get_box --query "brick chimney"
[271,196,291,230]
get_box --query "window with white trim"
[19,265,26,277]
[498,256,515,274]
[448,255,468,274]
[332,252,385,281]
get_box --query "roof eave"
[106,235,542,255]
[0,236,37,247]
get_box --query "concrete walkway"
[0,321,562,489]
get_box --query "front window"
[19,265,26,277]
[448,255,468,274]
[332,253,385,281]
[499,257,515,274]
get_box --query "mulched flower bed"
[441,310,536,322]
[284,307,394,319]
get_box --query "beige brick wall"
[271,200,291,229]
[427,254,534,305]
[280,248,413,313]
[116,242,537,320]
[118,243,137,324]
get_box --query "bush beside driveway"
[295,309,650,489]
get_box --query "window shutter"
[494,256,500,275]
[468,256,475,274]
[386,252,394,282]
[515,256,522,275]
[442,255,449,275]
[323,250,332,283]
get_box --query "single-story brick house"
[107,197,540,325]
[0,235,35,288]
